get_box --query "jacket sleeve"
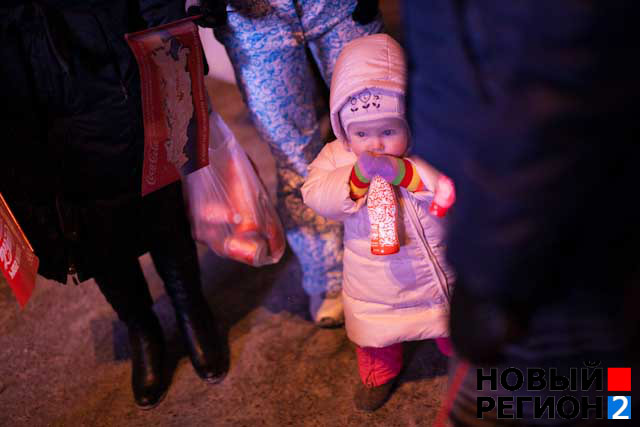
[139,0,186,28]
[301,144,367,221]
[407,155,441,203]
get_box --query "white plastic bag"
[185,110,285,266]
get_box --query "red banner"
[126,16,209,196]
[0,193,39,308]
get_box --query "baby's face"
[346,117,409,157]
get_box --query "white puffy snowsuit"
[302,34,454,348]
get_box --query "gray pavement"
[0,246,447,427]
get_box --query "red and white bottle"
[367,175,400,255]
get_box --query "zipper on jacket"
[402,190,452,301]
[55,194,81,286]
[67,263,80,285]
[120,81,129,100]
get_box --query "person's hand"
[187,0,228,28]
[356,152,401,183]
[352,0,379,25]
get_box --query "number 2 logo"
[608,396,631,420]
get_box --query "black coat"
[0,0,188,283]
[403,0,640,364]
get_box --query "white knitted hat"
[339,88,406,138]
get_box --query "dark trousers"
[92,183,205,324]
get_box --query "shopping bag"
[0,193,39,308]
[184,110,285,267]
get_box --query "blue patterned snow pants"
[216,0,382,296]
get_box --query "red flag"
[0,193,39,308]
[125,16,210,196]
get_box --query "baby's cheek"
[387,136,409,156]
[349,140,367,157]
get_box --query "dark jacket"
[0,0,187,283]
[404,2,640,423]
[403,0,639,363]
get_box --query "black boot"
[148,199,229,384]
[93,257,167,409]
[127,311,167,409]
[175,300,228,384]
[153,253,228,383]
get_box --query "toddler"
[301,34,455,411]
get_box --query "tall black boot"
[174,297,228,384]
[94,259,168,409]
[151,249,228,384]
[127,311,167,409]
[147,184,228,383]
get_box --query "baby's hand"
[356,152,401,183]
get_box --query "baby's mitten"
[356,152,425,191]
[429,175,456,217]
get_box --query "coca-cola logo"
[0,223,21,279]
[145,139,159,185]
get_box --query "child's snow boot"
[354,380,394,411]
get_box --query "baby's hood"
[329,34,407,145]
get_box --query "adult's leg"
[304,1,383,86]
[94,258,166,409]
[145,183,227,383]
[217,4,344,301]
[94,258,153,323]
